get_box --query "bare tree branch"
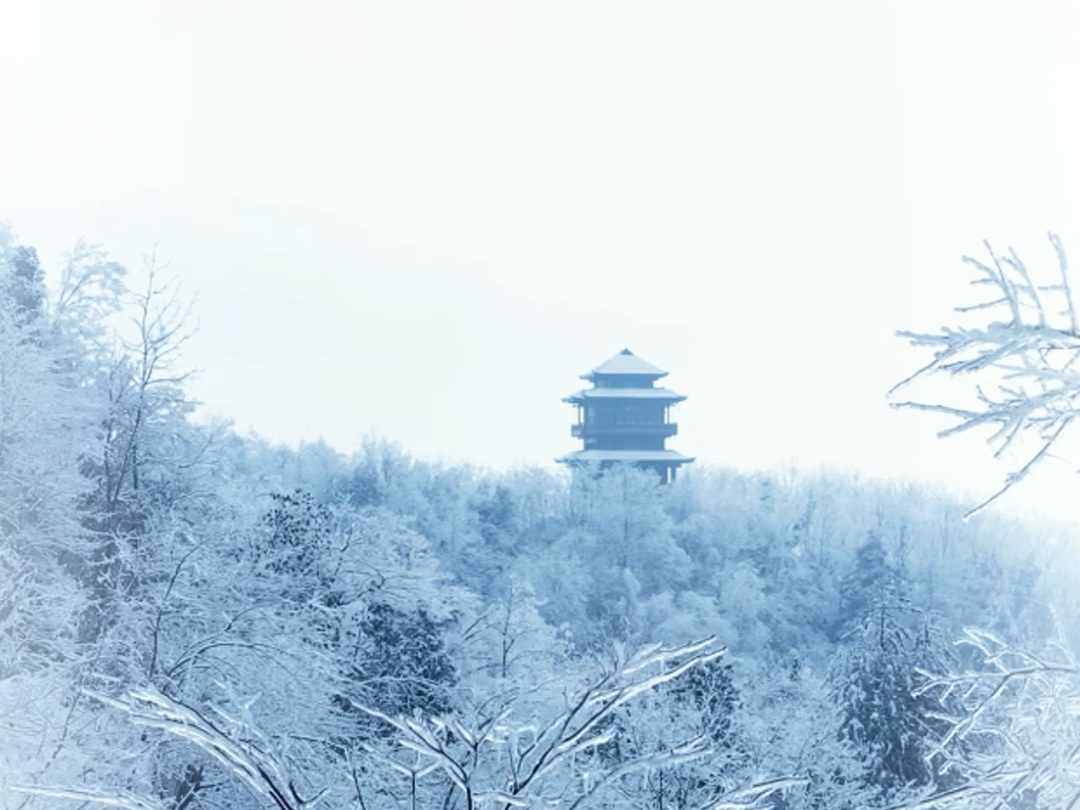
[890,233,1080,515]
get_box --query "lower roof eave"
[556,450,696,465]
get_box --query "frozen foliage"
[885,232,1080,809]
[891,233,1080,515]
[1,226,1074,810]
[831,603,958,804]
[353,639,783,810]
[896,627,1080,810]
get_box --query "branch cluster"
[907,628,1080,810]
[890,234,1080,515]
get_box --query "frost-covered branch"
[903,627,1080,809]
[39,639,793,810]
[890,233,1080,516]
[89,687,327,810]
[356,638,738,810]
[10,785,169,810]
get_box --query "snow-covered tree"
[736,658,871,810]
[830,601,958,805]
[88,251,200,528]
[0,228,102,800]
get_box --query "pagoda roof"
[556,449,696,465]
[581,349,668,381]
[563,387,686,403]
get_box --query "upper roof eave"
[581,349,669,380]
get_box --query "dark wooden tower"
[556,349,694,483]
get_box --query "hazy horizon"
[4,0,1080,524]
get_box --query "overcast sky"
[3,0,1080,524]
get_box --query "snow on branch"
[900,627,1080,810]
[86,687,327,810]
[889,233,1080,516]
[26,639,796,810]
[9,785,169,810]
[353,637,792,810]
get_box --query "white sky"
[3,0,1080,525]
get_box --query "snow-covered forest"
[3,225,1080,810]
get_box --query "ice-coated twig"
[890,233,1080,515]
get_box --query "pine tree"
[832,601,956,803]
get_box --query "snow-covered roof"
[581,349,668,381]
[562,387,686,403]
[556,449,696,464]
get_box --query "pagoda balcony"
[572,422,678,439]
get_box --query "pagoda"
[556,349,694,483]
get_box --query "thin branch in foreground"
[890,233,1080,514]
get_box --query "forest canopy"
[1,227,1077,810]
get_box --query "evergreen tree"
[831,602,957,803]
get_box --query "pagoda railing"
[572,422,678,438]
